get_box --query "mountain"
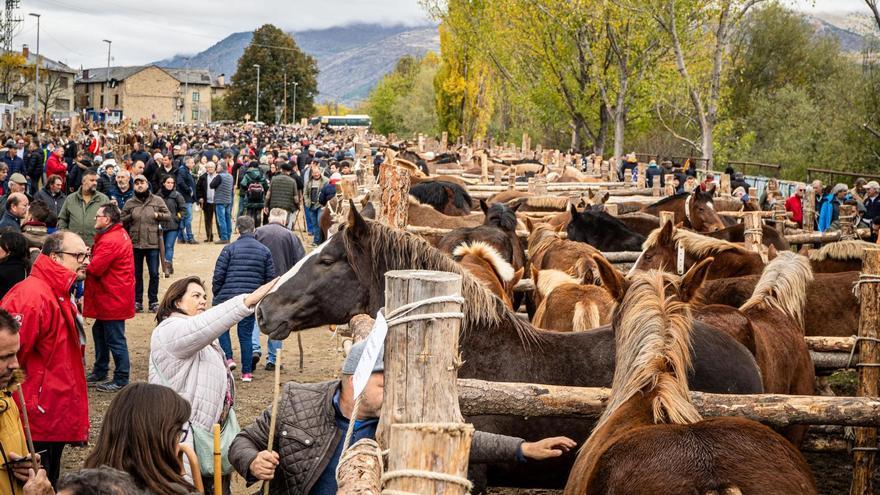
[806,13,875,53]
[154,23,439,105]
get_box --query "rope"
[743,228,763,236]
[336,438,385,487]
[381,469,474,492]
[852,274,880,302]
[846,336,880,369]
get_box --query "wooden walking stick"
[212,424,221,495]
[263,352,283,495]
[15,388,38,472]
[297,333,304,372]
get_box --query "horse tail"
[597,271,701,430]
[452,241,515,284]
[573,301,601,332]
[739,251,813,332]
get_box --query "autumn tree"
[0,52,34,105]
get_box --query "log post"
[384,423,474,495]
[748,187,759,210]
[480,152,489,184]
[377,163,411,229]
[772,202,787,236]
[652,179,661,197]
[659,211,675,226]
[527,177,536,194]
[440,132,448,153]
[743,211,764,254]
[336,439,383,495]
[804,186,816,232]
[534,178,548,196]
[493,166,502,187]
[521,133,529,155]
[664,174,676,196]
[851,248,880,495]
[720,174,731,196]
[636,163,647,189]
[507,168,515,190]
[604,203,618,216]
[840,204,857,241]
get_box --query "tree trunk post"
[527,177,536,194]
[719,174,731,196]
[377,163,411,229]
[772,202,787,236]
[804,186,816,233]
[534,178,548,196]
[851,248,880,495]
[664,174,676,196]
[480,152,489,184]
[748,187,759,210]
[336,438,383,495]
[652,179,661,197]
[507,168,516,190]
[493,166,502,187]
[743,211,763,255]
[840,204,858,241]
[635,163,646,189]
[441,132,448,153]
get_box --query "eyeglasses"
[58,251,91,263]
[179,429,189,443]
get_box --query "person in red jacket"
[785,184,806,228]
[45,146,66,189]
[83,204,134,393]
[0,231,90,488]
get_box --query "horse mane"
[740,252,813,331]
[595,270,701,432]
[586,210,645,238]
[525,196,570,210]
[808,240,876,262]
[409,180,473,212]
[528,222,561,254]
[485,203,518,232]
[642,225,751,258]
[453,241,515,282]
[342,220,540,347]
[645,192,690,209]
[535,269,581,298]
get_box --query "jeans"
[91,319,130,385]
[246,207,263,228]
[203,202,215,240]
[32,442,65,488]
[133,248,160,305]
[163,229,179,262]
[251,320,283,364]
[219,313,255,374]
[215,203,233,241]
[285,209,296,230]
[305,206,322,243]
[179,202,194,241]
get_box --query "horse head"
[631,221,696,275]
[480,199,519,232]
[687,190,725,233]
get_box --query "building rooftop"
[76,65,224,86]
[3,50,76,74]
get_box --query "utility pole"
[102,39,111,120]
[183,57,189,123]
[292,81,298,125]
[253,64,260,123]
[282,69,287,124]
[28,12,39,127]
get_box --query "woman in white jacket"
[149,275,276,494]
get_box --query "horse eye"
[319,258,334,266]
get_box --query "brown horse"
[564,261,816,495]
[632,221,765,280]
[452,241,523,309]
[526,219,601,307]
[640,190,726,232]
[532,269,616,332]
[699,271,859,337]
[805,239,874,273]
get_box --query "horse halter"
[683,193,693,226]
[675,242,685,276]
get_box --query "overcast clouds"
[13,0,875,70]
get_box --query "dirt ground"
[62,226,864,494]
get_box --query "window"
[114,94,119,106]
[54,98,70,111]
[99,95,104,107]
[192,109,199,120]
[58,77,68,89]
[192,91,200,102]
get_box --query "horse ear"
[511,267,525,288]
[680,257,714,303]
[480,199,489,215]
[592,254,627,302]
[510,201,522,212]
[599,192,610,204]
[569,203,579,222]
[658,219,675,246]
[347,199,369,239]
[767,245,778,261]
[524,217,535,233]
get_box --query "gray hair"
[236,215,255,234]
[831,183,849,196]
[268,208,288,225]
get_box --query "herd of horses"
[256,173,879,493]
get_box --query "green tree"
[225,24,318,122]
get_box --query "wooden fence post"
[772,202,787,236]
[527,177,536,194]
[441,132,448,153]
[851,248,880,495]
[493,166,502,187]
[480,152,489,184]
[507,168,516,190]
[804,186,816,232]
[720,174,731,196]
[743,211,764,255]
[840,204,858,240]
[748,187,759,210]
[377,163,411,229]
[652,179,661,197]
[664,174,676,196]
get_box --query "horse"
[566,205,645,252]
[618,212,789,250]
[640,190,726,233]
[532,268,615,332]
[632,221,765,280]
[409,180,474,216]
[256,204,763,490]
[564,261,816,495]
[525,219,602,306]
[318,196,375,241]
[699,271,859,337]
[805,239,874,273]
[437,201,526,275]
[452,241,523,309]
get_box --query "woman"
[149,276,275,495]
[0,231,29,299]
[84,383,197,495]
[159,175,186,276]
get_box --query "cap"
[8,173,26,184]
[866,181,880,190]
[342,340,384,375]
[133,174,148,183]
[93,155,103,163]
[5,139,15,147]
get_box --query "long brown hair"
[156,276,204,323]
[84,383,195,495]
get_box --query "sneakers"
[149,302,160,313]
[135,302,143,313]
[188,239,199,244]
[241,373,253,383]
[252,352,261,370]
[265,362,284,371]
[226,359,237,370]
[86,373,107,386]
[214,239,230,245]
[96,382,125,393]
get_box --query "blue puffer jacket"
[212,233,276,304]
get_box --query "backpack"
[246,180,264,202]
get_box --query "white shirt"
[205,173,217,203]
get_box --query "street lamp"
[253,64,260,122]
[29,13,40,126]
[292,81,298,124]
[103,39,111,119]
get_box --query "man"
[731,172,750,193]
[818,183,849,232]
[96,161,117,195]
[0,174,28,213]
[130,160,145,179]
[176,157,197,244]
[210,159,234,244]
[230,340,575,494]
[150,155,175,193]
[56,467,143,495]
[864,180,880,224]
[108,169,134,210]
[130,141,150,165]
[0,232,91,487]
[34,175,66,216]
[253,208,305,370]
[213,216,275,382]
[784,184,806,228]
[84,204,134,393]
[196,161,218,242]
[122,175,169,313]
[44,146,66,190]
[57,170,109,247]
[23,140,43,198]
[263,162,299,229]
[1,141,25,188]
[303,164,328,245]
[0,193,27,232]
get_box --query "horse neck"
[712,251,764,278]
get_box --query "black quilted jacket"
[230,380,525,494]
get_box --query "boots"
[164,261,174,277]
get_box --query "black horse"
[566,205,645,252]
[409,180,473,216]
[256,205,763,491]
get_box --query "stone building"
[74,65,226,123]
[0,46,76,120]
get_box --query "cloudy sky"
[14,0,877,70]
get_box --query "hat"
[866,181,880,190]
[4,139,14,147]
[734,173,744,180]
[308,145,317,153]
[93,155,103,164]
[330,172,343,184]
[8,173,26,184]
[133,174,148,183]
[342,340,384,375]
[103,159,117,167]
[732,186,746,197]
